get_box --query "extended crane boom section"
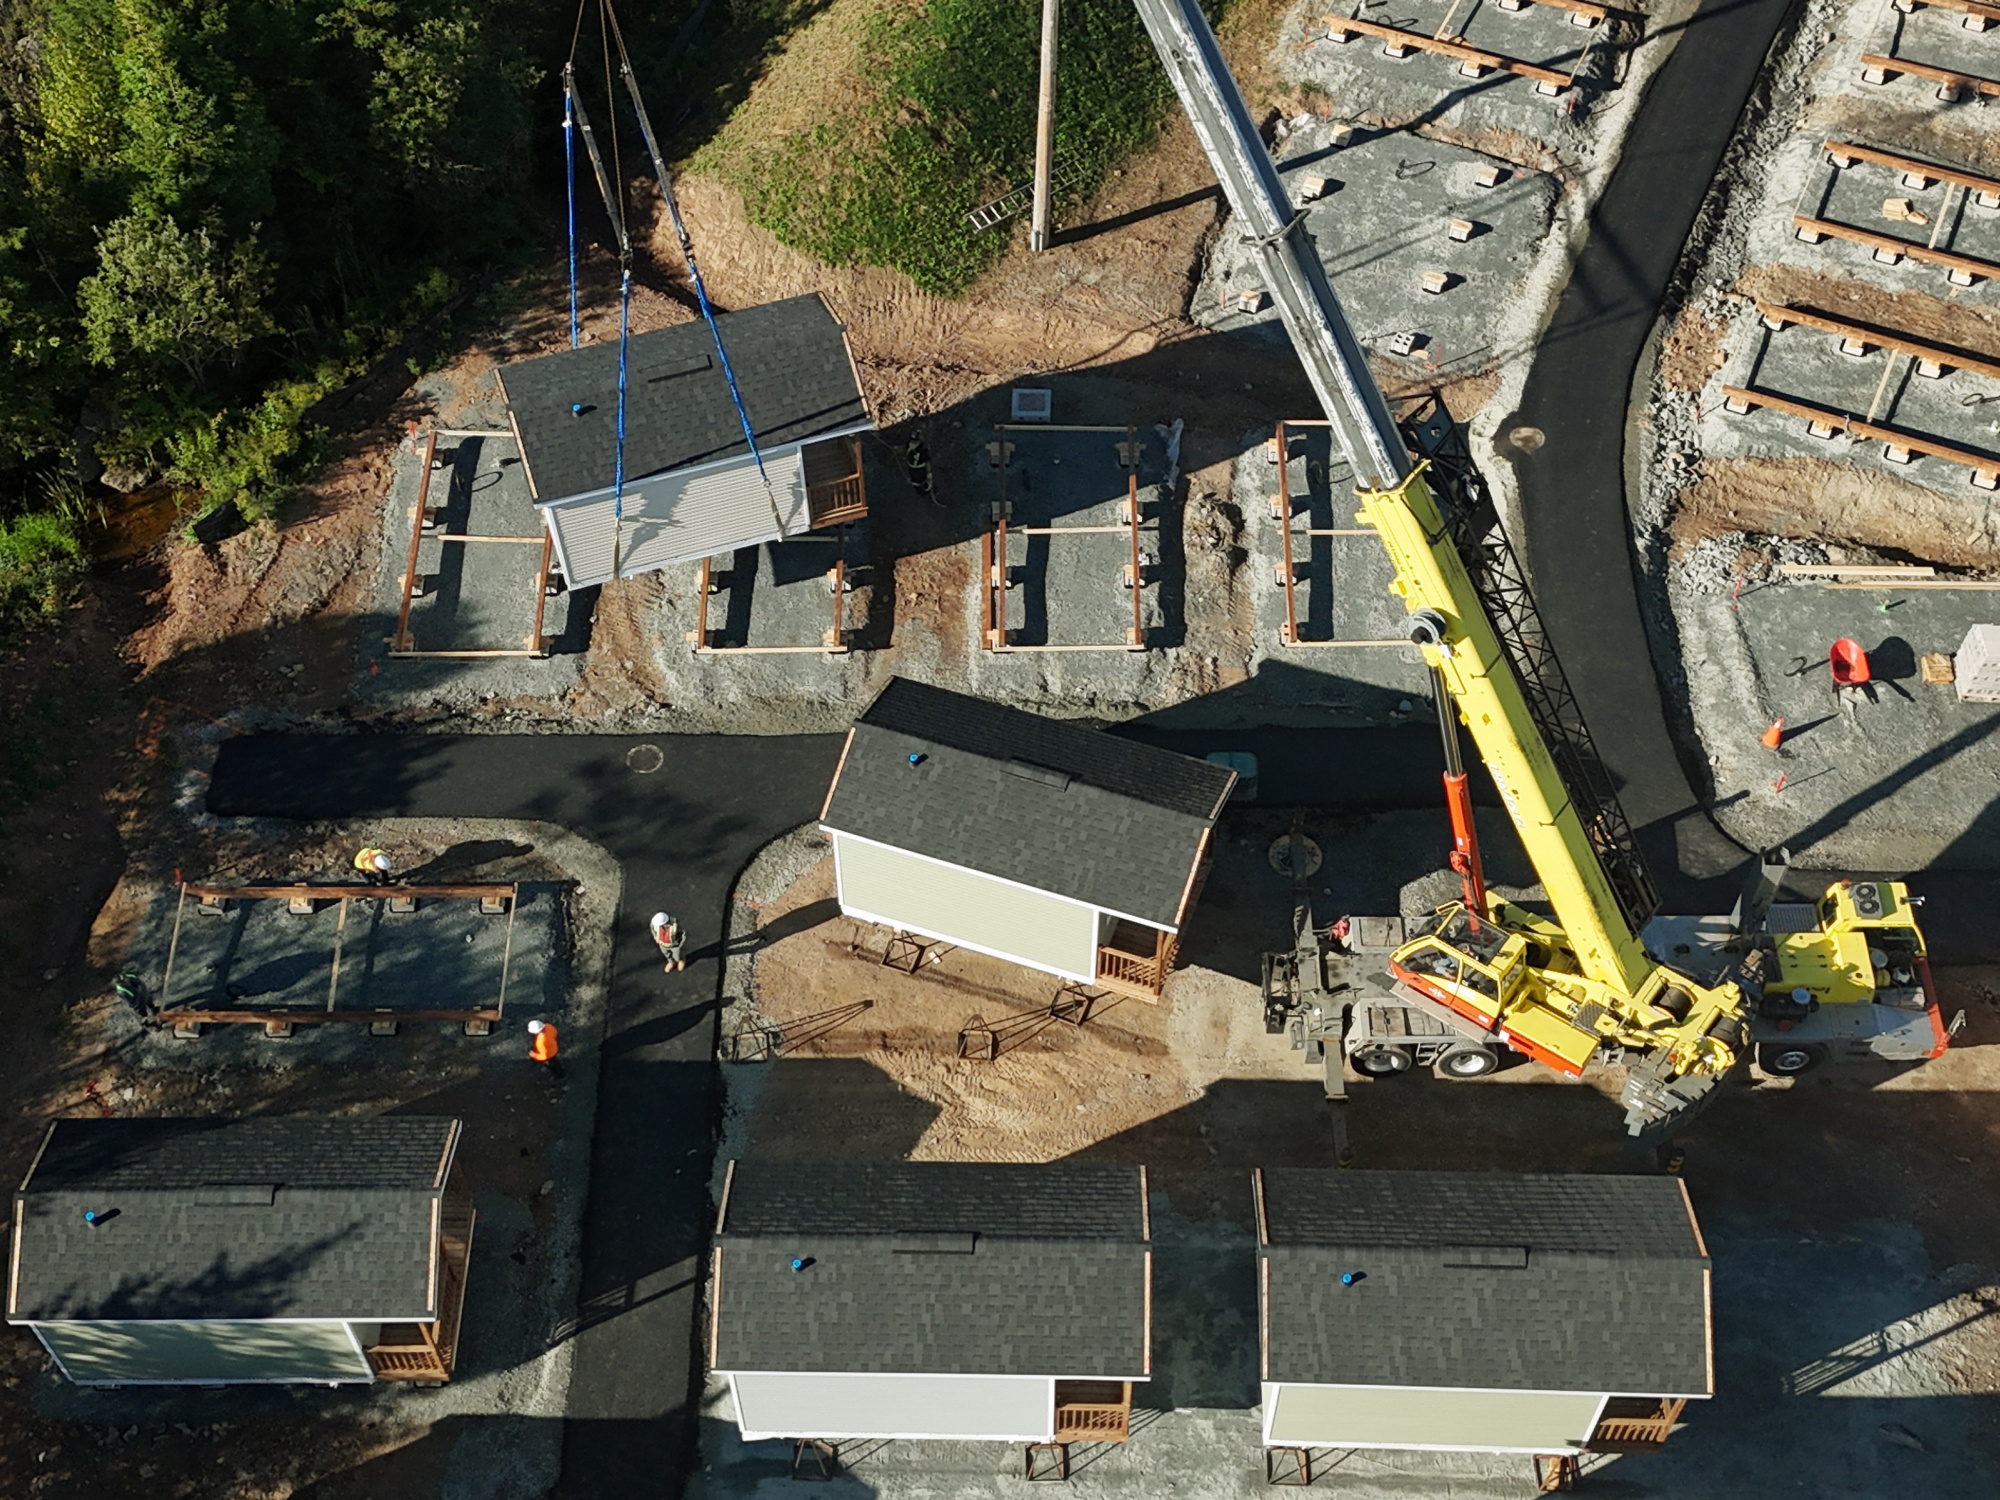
[1132,0,1657,993]
[1130,0,1407,490]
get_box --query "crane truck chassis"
[1125,0,1959,1138]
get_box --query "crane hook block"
[1406,609,1450,648]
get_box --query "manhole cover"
[1268,835,1323,878]
[1508,425,1546,453]
[625,744,664,775]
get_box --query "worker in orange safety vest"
[354,847,392,885]
[527,1018,564,1080]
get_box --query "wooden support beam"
[1316,15,1574,88]
[1823,140,2000,199]
[1754,300,2000,381]
[1790,214,1997,285]
[184,882,518,901]
[160,1008,505,1026]
[394,429,438,652]
[1720,384,2000,485]
[428,533,547,544]
[1859,53,2000,98]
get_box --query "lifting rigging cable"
[563,0,789,581]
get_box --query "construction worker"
[354,847,392,886]
[527,1019,564,1080]
[650,911,687,972]
[903,434,938,506]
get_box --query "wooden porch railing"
[1587,1397,1686,1452]
[366,1177,476,1384]
[1054,1381,1132,1442]
[805,435,868,528]
[1096,921,1176,1001]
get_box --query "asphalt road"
[1505,0,1798,903]
[209,731,844,1498]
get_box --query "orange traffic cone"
[1760,718,1785,750]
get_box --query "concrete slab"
[1233,423,1434,717]
[693,526,869,652]
[1672,556,2000,868]
[1705,312,2000,499]
[1195,120,1559,387]
[160,884,544,1008]
[994,426,1164,649]
[1746,135,2000,305]
[1860,8,2000,96]
[357,427,586,708]
[1284,0,1635,155]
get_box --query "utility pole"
[1028,0,1059,252]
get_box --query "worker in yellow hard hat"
[354,847,392,886]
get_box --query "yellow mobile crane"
[1130,0,1954,1135]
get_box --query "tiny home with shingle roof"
[710,1160,1151,1444]
[8,1117,473,1387]
[500,292,872,587]
[819,678,1237,999]
[1254,1168,1713,1459]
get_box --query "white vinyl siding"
[832,834,1099,981]
[35,1320,372,1385]
[733,1372,1055,1441]
[1264,1383,1604,1453]
[541,449,811,588]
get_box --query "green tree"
[77,211,275,387]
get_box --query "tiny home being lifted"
[501,292,872,587]
[819,678,1236,999]
[8,1117,474,1387]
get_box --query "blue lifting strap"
[563,85,579,350]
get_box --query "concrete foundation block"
[1724,395,1751,414]
[1884,444,1914,464]
[1939,83,1965,103]
[1458,61,1488,79]
[1974,468,2000,491]
[1955,626,2000,698]
[370,1016,399,1037]
[1447,218,1477,242]
[1917,358,1946,378]
[1474,164,1505,188]
[1949,268,1981,287]
[262,1020,294,1040]
[287,896,316,915]
[1873,247,1904,265]
[1534,80,1562,96]
[1570,8,1599,23]
[1862,65,1889,85]
[1383,42,1412,58]
[387,894,418,914]
[1966,14,1993,29]
[1807,419,1838,439]
[1901,171,1934,190]
[1420,270,1452,295]
[1839,337,1871,358]
[1978,191,2000,210]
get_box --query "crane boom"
[1131,0,1653,989]
[1130,0,1752,1129]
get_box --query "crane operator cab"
[1390,900,1748,1101]
[1644,867,1960,1078]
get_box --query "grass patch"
[693,0,1221,294]
[0,511,87,633]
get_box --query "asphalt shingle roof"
[1257,1169,1711,1396]
[821,678,1237,926]
[499,293,868,501]
[713,1161,1150,1377]
[10,1118,459,1323]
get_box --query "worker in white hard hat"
[353,847,392,886]
[527,1019,564,1080]
[650,911,687,972]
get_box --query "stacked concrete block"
[1953,623,2000,702]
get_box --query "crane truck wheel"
[1435,1044,1500,1079]
[1757,1041,1825,1077]
[1351,1046,1412,1077]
